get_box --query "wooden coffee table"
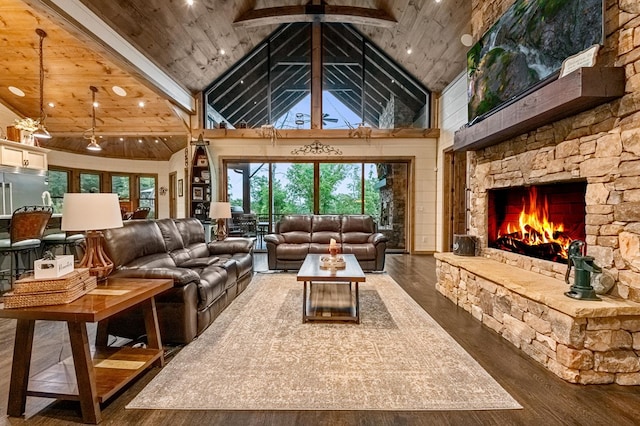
[0,277,173,424]
[296,254,366,323]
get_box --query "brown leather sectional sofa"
[102,218,253,344]
[264,214,387,271]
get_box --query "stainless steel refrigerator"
[0,166,48,216]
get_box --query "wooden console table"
[0,277,173,424]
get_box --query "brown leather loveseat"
[102,218,254,344]
[264,214,387,271]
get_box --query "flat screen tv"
[467,0,604,124]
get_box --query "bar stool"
[130,206,150,219]
[0,205,53,291]
[41,231,86,260]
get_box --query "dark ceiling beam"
[274,57,360,67]
[233,5,396,29]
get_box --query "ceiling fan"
[295,112,339,126]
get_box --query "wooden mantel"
[453,67,625,151]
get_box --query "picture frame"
[196,157,208,167]
[178,179,183,197]
[193,187,203,200]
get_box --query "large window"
[80,173,100,193]
[225,160,407,251]
[48,167,158,218]
[48,169,68,213]
[205,23,429,130]
[138,176,157,218]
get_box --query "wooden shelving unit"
[190,145,211,220]
[454,67,625,151]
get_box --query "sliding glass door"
[225,160,408,251]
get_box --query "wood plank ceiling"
[0,0,471,160]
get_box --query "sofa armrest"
[208,237,255,254]
[264,234,284,244]
[369,233,389,245]
[109,267,200,287]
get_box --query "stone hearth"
[435,253,640,385]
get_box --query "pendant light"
[86,86,102,151]
[32,29,51,140]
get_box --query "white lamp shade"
[61,193,124,231]
[209,202,232,219]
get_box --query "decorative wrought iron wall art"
[291,140,343,156]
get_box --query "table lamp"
[209,202,231,241]
[61,193,123,280]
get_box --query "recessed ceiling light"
[93,101,99,108]
[155,139,159,143]
[219,49,226,55]
[138,139,143,143]
[112,86,127,97]
[48,102,55,108]
[461,34,474,47]
[8,86,25,97]
[119,137,124,141]
[435,0,442,3]
[240,80,244,84]
[186,0,194,5]
[406,48,412,54]
[138,101,145,108]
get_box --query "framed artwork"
[193,187,204,200]
[178,179,183,197]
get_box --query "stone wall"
[435,253,640,385]
[378,163,407,249]
[467,0,640,302]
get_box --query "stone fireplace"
[435,0,640,385]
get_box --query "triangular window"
[204,23,430,130]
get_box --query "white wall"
[169,148,188,218]
[48,150,172,218]
[436,72,468,251]
[207,137,438,252]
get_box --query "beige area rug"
[127,273,521,411]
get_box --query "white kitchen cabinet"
[0,139,49,170]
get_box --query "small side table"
[0,277,172,424]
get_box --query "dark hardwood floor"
[1,253,640,425]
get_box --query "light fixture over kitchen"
[32,29,51,140]
[86,86,102,152]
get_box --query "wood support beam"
[233,5,396,29]
[202,128,440,140]
[311,22,322,129]
[454,67,625,151]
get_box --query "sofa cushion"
[195,266,228,309]
[278,215,312,233]
[156,218,193,265]
[276,243,310,260]
[175,218,207,246]
[341,215,376,244]
[124,253,176,269]
[341,243,376,260]
[311,215,341,244]
[104,220,171,268]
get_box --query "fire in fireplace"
[488,182,586,263]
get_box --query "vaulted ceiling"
[0,0,471,160]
